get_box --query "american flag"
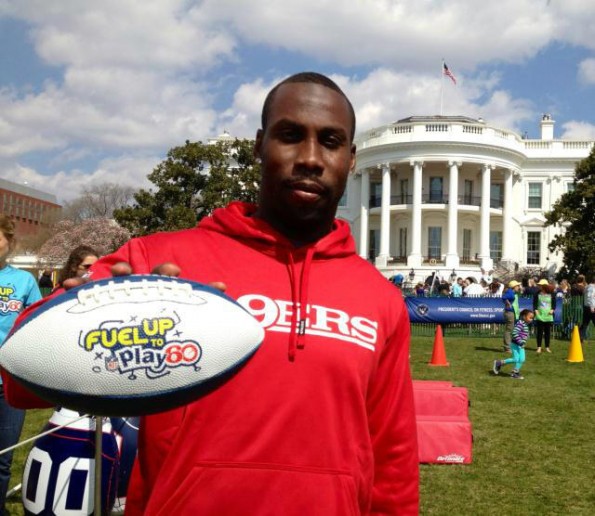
[443,62,457,85]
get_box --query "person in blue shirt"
[0,215,42,513]
[451,277,463,297]
[390,273,404,289]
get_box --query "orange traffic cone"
[567,325,584,363]
[429,325,449,366]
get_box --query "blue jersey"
[22,408,119,516]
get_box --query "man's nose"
[296,138,324,171]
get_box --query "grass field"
[5,333,595,515]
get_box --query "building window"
[462,229,472,261]
[428,227,442,259]
[566,182,576,193]
[399,227,408,258]
[370,183,382,208]
[490,184,504,208]
[527,231,541,265]
[490,231,502,262]
[369,229,379,261]
[429,177,443,203]
[463,180,473,205]
[528,183,542,209]
[399,179,409,204]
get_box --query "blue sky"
[1,0,595,203]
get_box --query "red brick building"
[0,178,62,238]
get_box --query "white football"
[0,275,265,416]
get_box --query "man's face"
[254,82,356,243]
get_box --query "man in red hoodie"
[4,72,419,514]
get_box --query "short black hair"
[261,72,356,142]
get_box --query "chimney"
[540,114,554,140]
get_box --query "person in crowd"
[0,215,42,513]
[451,277,463,297]
[493,309,534,380]
[464,276,485,296]
[570,274,587,297]
[390,273,404,289]
[415,282,426,297]
[437,281,450,296]
[579,275,595,343]
[38,269,54,290]
[502,280,521,352]
[2,72,419,515]
[555,279,570,299]
[533,279,556,353]
[488,280,503,297]
[55,245,99,290]
[523,277,540,298]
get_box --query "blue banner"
[405,297,562,324]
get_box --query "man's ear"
[349,143,357,173]
[254,129,263,162]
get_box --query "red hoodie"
[3,202,418,515]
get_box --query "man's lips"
[288,180,325,195]
[286,180,326,202]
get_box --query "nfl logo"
[105,356,120,372]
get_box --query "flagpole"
[440,59,444,116]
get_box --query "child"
[493,309,534,380]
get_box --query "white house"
[337,115,594,283]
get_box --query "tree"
[37,218,131,265]
[114,139,260,236]
[544,144,595,278]
[62,182,135,222]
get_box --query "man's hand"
[62,261,226,292]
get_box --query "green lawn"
[5,334,595,515]
[412,334,595,515]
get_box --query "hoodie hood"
[199,201,357,360]
[199,201,356,259]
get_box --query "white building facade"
[337,115,594,283]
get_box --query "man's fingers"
[62,277,86,290]
[106,262,225,292]
[151,263,181,277]
[208,281,227,293]
[111,262,133,276]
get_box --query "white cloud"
[0,154,157,203]
[578,58,595,85]
[559,120,595,139]
[3,0,236,70]
[1,0,594,203]
[217,79,270,138]
[204,0,559,70]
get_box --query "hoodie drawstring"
[286,246,316,361]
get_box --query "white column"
[375,162,391,267]
[407,160,423,267]
[479,163,493,271]
[446,160,460,268]
[358,169,370,260]
[501,169,514,262]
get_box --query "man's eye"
[322,136,343,148]
[278,128,301,141]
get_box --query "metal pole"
[440,59,444,116]
[94,416,103,516]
